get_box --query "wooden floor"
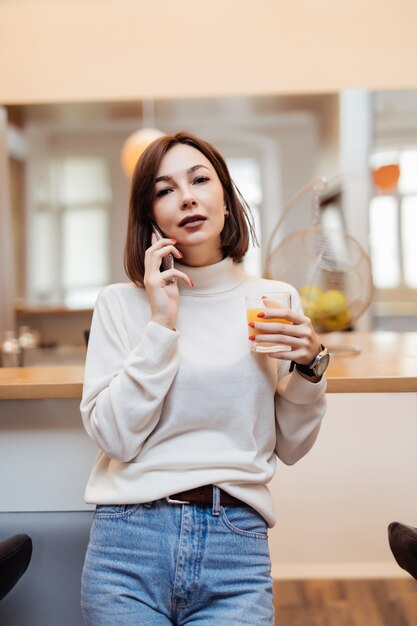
[273,579,417,626]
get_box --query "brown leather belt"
[167,484,242,506]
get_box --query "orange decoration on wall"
[372,164,400,192]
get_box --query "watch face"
[314,352,330,376]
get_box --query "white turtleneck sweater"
[80,257,326,527]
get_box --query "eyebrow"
[155,164,210,184]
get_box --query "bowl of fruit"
[299,285,352,332]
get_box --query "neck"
[179,244,224,268]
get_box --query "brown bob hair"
[124,131,257,285]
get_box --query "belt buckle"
[165,496,190,505]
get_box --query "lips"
[178,214,207,227]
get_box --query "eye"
[155,187,172,198]
[193,176,209,185]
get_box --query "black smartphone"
[151,223,175,273]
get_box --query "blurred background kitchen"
[1,2,417,624]
[3,90,417,361]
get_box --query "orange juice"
[246,309,291,336]
[245,292,292,353]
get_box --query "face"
[152,143,226,266]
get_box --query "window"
[226,157,262,276]
[369,149,417,295]
[369,195,400,289]
[31,156,111,308]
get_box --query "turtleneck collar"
[177,256,245,295]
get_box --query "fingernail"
[171,238,178,244]
[249,335,256,341]
[248,322,255,328]
[257,312,265,318]
[189,280,194,287]
[177,250,183,258]
[261,295,268,299]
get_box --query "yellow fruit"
[319,289,348,313]
[301,298,319,324]
[318,290,351,331]
[299,285,324,304]
[321,310,351,331]
[300,285,324,326]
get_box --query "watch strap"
[289,344,326,377]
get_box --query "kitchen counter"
[1,331,417,583]
[0,365,84,399]
[324,331,417,393]
[0,331,416,400]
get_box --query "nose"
[181,196,198,210]
[180,183,198,210]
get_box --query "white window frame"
[26,131,113,307]
[370,149,417,316]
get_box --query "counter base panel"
[0,511,92,626]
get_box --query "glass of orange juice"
[245,292,292,353]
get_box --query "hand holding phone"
[145,223,193,329]
[151,223,175,273]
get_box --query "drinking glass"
[245,292,292,353]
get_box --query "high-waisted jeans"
[81,486,274,625]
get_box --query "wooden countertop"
[324,331,417,393]
[0,332,416,400]
[0,366,84,399]
[16,306,93,316]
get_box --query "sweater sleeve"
[80,287,180,462]
[273,283,326,465]
[274,369,326,465]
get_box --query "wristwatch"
[289,344,330,378]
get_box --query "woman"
[80,131,328,625]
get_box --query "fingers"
[249,313,321,363]
[147,239,183,262]
[145,237,183,284]
[160,268,194,288]
[250,316,314,341]
[266,350,294,361]
[258,308,307,324]
[145,235,194,290]
[251,308,316,344]
[251,321,300,336]
[145,268,193,288]
[252,333,297,345]
[266,349,314,362]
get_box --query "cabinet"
[269,392,417,578]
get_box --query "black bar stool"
[388,522,417,579]
[0,534,32,601]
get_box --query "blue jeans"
[81,486,274,625]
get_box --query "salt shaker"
[1,331,21,367]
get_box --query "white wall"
[374,89,417,150]
[1,1,417,103]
